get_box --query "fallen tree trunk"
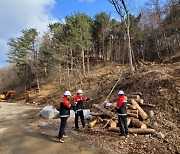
[127,110,138,114]
[127,104,137,110]
[103,119,117,128]
[109,120,117,127]
[135,99,144,104]
[130,117,147,128]
[131,99,148,120]
[127,113,139,119]
[106,103,139,112]
[109,127,156,134]
[90,112,104,116]
[127,94,140,100]
[129,128,155,134]
[92,104,117,118]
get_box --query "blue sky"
[0,0,148,68]
[52,0,146,20]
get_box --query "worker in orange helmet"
[58,91,71,143]
[115,90,129,136]
[73,89,91,130]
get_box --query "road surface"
[0,102,107,154]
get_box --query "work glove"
[115,106,119,112]
[86,98,90,101]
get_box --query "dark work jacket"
[116,96,127,116]
[73,95,90,111]
[116,102,127,115]
[59,97,70,117]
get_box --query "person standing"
[73,89,91,130]
[115,90,129,136]
[58,91,71,143]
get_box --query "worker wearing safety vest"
[58,91,71,143]
[115,90,129,136]
[73,89,91,130]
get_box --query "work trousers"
[75,110,85,129]
[58,117,68,139]
[118,115,128,135]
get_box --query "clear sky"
[0,0,148,68]
[51,0,146,20]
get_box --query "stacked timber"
[89,93,156,135]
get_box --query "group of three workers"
[58,89,128,143]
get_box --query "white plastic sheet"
[39,106,59,119]
[70,109,90,119]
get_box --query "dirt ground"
[0,102,109,154]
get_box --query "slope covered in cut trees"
[11,59,179,153]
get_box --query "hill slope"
[18,61,180,153]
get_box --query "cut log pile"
[89,93,156,135]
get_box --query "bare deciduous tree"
[107,0,135,74]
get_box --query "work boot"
[75,127,79,131]
[82,125,87,130]
[59,138,64,143]
[63,134,69,138]
[125,133,129,137]
[119,133,125,136]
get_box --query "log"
[92,104,117,118]
[129,128,155,134]
[127,110,138,114]
[109,120,117,127]
[109,127,156,134]
[127,113,139,119]
[127,118,131,126]
[103,103,138,118]
[90,112,104,116]
[130,118,147,128]
[135,99,144,104]
[127,104,137,110]
[131,99,148,120]
[107,103,139,111]
[88,119,97,128]
[127,94,140,100]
